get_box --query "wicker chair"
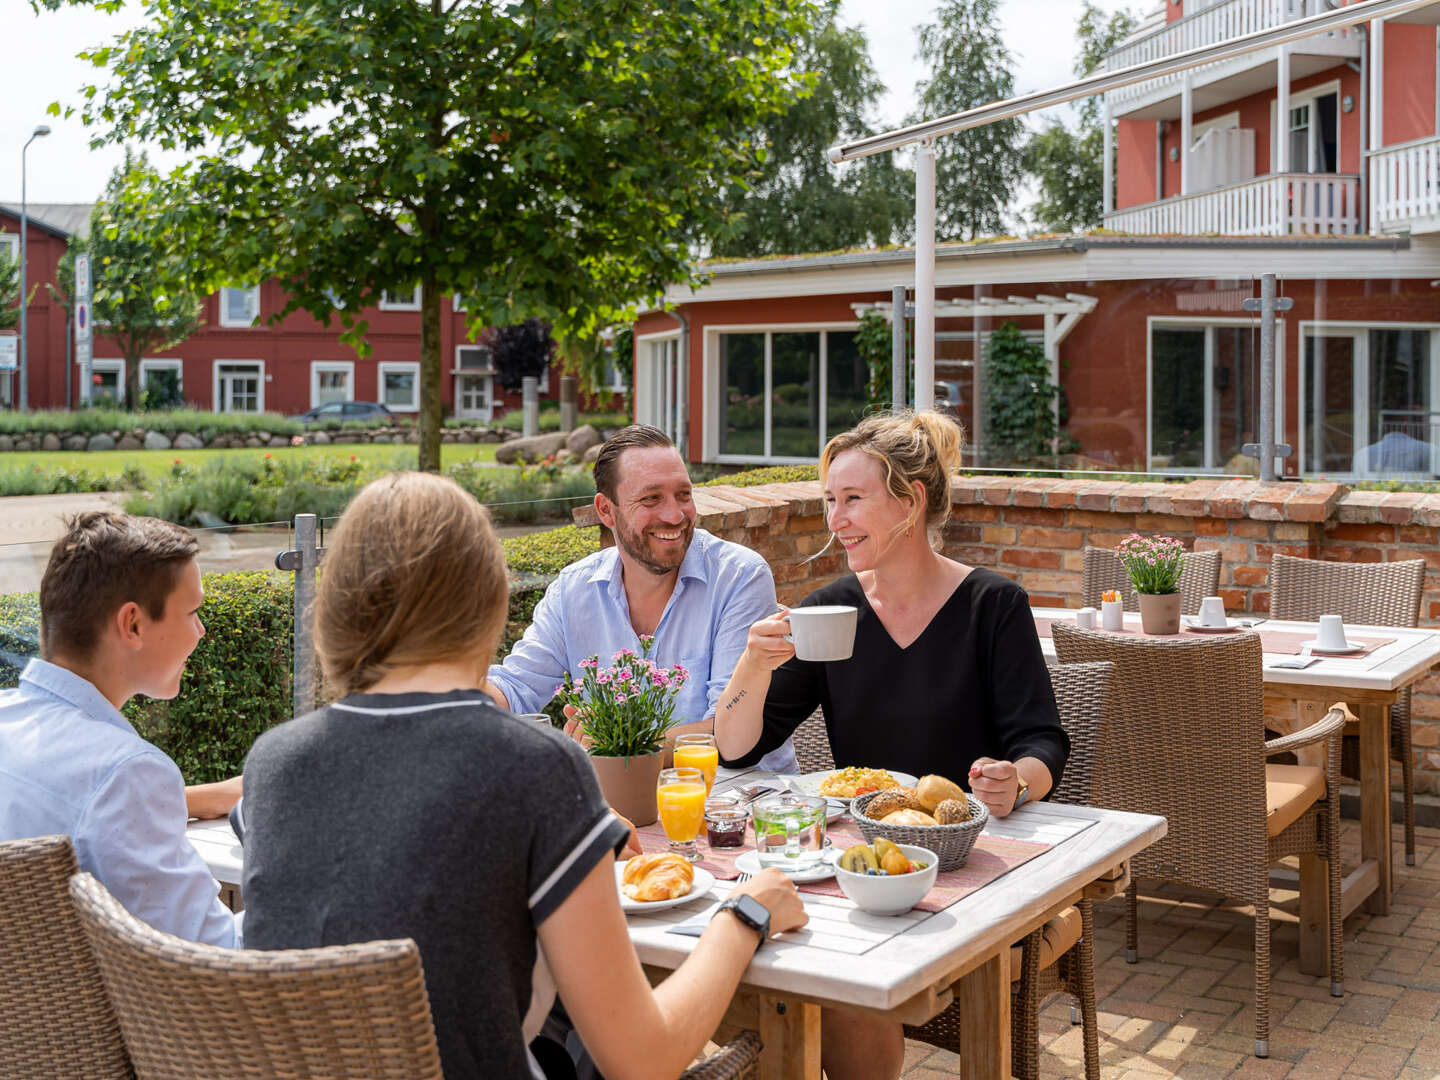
[905,661,1117,1080]
[1052,623,1347,1059]
[0,835,131,1080]
[1081,546,1223,615]
[792,710,836,772]
[1269,553,1426,867]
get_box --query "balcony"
[1103,0,1361,119]
[1370,135,1440,234]
[1103,172,1361,235]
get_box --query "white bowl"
[831,843,939,916]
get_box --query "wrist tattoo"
[722,689,748,711]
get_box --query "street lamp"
[18,123,51,412]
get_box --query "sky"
[2,0,1142,208]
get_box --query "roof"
[0,203,94,240]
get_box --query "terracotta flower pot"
[589,751,664,827]
[1138,591,1182,635]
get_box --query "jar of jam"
[704,796,748,850]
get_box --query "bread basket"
[851,791,988,872]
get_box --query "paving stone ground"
[901,823,1440,1079]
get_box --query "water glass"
[656,767,706,862]
[751,794,827,873]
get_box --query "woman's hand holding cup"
[742,609,797,672]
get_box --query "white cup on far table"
[1075,607,1097,630]
[784,605,858,662]
[1316,614,1350,651]
[1198,596,1227,628]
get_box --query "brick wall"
[574,475,1440,794]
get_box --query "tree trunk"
[418,271,443,472]
[124,345,143,411]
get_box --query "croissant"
[622,853,695,902]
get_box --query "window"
[1149,322,1265,472]
[310,361,355,408]
[455,345,494,373]
[1277,87,1339,174]
[379,286,421,311]
[90,359,126,405]
[219,286,260,328]
[378,361,420,412]
[139,358,184,408]
[0,233,16,264]
[214,360,264,413]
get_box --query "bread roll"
[916,775,967,813]
[881,808,939,827]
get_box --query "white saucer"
[734,848,836,884]
[616,863,717,913]
[1300,639,1367,655]
[1183,616,1241,633]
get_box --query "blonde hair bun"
[819,409,966,532]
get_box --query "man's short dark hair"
[592,425,676,501]
[40,512,199,661]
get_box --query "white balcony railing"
[1370,136,1440,234]
[1103,173,1360,236]
[1103,0,1359,110]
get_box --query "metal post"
[522,375,539,437]
[1277,46,1292,173]
[1242,273,1295,481]
[914,142,936,412]
[1102,99,1115,218]
[891,284,907,409]
[559,375,577,433]
[17,125,49,410]
[1180,73,1194,196]
[1358,26,1370,233]
[275,514,325,717]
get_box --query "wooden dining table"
[1031,607,1440,976]
[189,767,1164,1079]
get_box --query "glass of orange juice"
[672,733,719,794]
[656,767,707,862]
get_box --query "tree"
[911,0,1025,241]
[0,243,18,331]
[1024,2,1138,233]
[486,318,555,396]
[45,0,816,470]
[61,152,202,409]
[709,0,911,257]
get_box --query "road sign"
[76,253,94,404]
[76,253,91,297]
[0,336,17,372]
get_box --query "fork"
[734,873,752,883]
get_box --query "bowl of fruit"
[832,838,939,916]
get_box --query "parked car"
[292,401,397,425]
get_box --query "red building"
[0,204,626,421]
[635,2,1440,479]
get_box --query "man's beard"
[613,513,693,576]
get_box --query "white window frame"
[1298,321,1440,479]
[379,286,422,311]
[452,294,469,312]
[0,233,17,263]
[700,322,860,465]
[90,358,127,404]
[1270,79,1341,174]
[219,286,260,328]
[138,357,183,400]
[309,360,355,409]
[1145,316,1287,475]
[377,360,421,413]
[212,359,266,414]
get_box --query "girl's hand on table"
[741,609,797,672]
[968,757,1020,818]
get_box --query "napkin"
[666,900,724,938]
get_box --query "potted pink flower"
[1115,534,1186,635]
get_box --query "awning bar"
[827,0,1438,163]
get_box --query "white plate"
[1299,639,1367,655]
[616,863,717,914]
[1182,616,1241,633]
[734,848,836,883]
[787,770,920,801]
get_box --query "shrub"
[0,408,305,439]
[125,454,373,526]
[496,405,631,432]
[701,464,819,488]
[0,464,130,496]
[450,461,595,523]
[502,524,601,575]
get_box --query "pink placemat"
[1033,617,1393,658]
[635,821,1054,914]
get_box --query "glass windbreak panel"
[1304,335,1355,474]
[770,332,819,457]
[1212,326,1258,469]
[316,370,348,405]
[719,333,764,456]
[1365,329,1433,475]
[825,331,868,438]
[1150,329,1206,469]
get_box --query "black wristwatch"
[715,894,771,950]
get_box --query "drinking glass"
[656,767,707,862]
[751,794,827,873]
[673,733,719,794]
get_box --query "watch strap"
[717,896,770,949]
[1012,777,1031,811]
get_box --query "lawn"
[1,441,499,484]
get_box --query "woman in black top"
[713,409,1068,1080]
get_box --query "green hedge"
[0,463,134,497]
[0,409,306,439]
[701,464,819,488]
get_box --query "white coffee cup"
[1316,614,1350,651]
[1198,596,1227,628]
[1075,607,1097,630]
[784,606,858,662]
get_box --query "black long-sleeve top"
[723,569,1069,791]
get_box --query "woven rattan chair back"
[1268,554,1424,627]
[0,836,131,1080]
[1051,623,1270,901]
[791,710,836,772]
[1081,547,1223,616]
[69,872,444,1080]
[1049,661,1117,807]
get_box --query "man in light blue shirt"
[0,512,239,948]
[487,426,796,773]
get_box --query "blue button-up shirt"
[489,529,797,773]
[0,659,239,948]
